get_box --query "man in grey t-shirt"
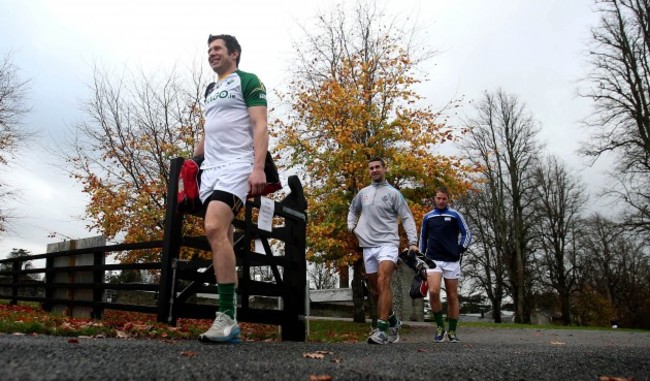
[347,157,419,344]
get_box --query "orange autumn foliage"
[272,49,477,268]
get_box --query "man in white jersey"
[194,34,268,343]
[347,157,420,344]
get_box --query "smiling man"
[193,34,269,343]
[347,157,419,345]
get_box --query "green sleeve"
[237,70,267,107]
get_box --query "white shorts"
[427,260,461,280]
[199,161,252,205]
[362,246,398,274]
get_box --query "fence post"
[10,261,20,305]
[281,175,308,341]
[43,256,54,312]
[158,157,185,325]
[92,250,105,319]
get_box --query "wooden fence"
[0,157,308,341]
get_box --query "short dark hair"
[435,186,450,196]
[207,34,241,66]
[368,157,386,167]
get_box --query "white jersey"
[202,70,266,169]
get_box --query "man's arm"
[248,105,268,196]
[193,136,205,157]
[396,194,419,251]
[347,193,361,232]
[456,211,472,252]
[419,214,428,254]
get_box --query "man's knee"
[204,202,234,241]
[204,220,228,242]
[428,281,442,298]
[376,271,391,289]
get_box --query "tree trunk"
[339,265,349,288]
[351,260,365,323]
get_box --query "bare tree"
[575,214,650,328]
[58,62,207,262]
[462,89,543,323]
[582,0,650,232]
[532,155,588,325]
[0,51,31,234]
[308,261,339,290]
[461,187,508,322]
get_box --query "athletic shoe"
[447,330,460,343]
[434,326,446,343]
[199,312,241,343]
[367,328,389,344]
[388,318,402,343]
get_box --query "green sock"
[434,311,444,328]
[377,319,389,332]
[218,283,237,320]
[388,312,398,327]
[448,318,458,332]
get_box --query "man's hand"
[248,167,266,196]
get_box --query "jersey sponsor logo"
[206,90,236,103]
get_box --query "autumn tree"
[0,51,31,234]
[62,63,208,262]
[583,0,650,233]
[462,89,543,324]
[272,1,474,321]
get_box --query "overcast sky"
[0,0,607,258]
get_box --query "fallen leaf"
[304,351,334,359]
[416,348,428,352]
[309,375,333,381]
[115,330,129,339]
[304,352,326,359]
[180,351,198,357]
[598,376,636,381]
[68,338,79,344]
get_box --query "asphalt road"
[1,325,648,381]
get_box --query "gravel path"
[1,325,648,381]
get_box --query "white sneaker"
[388,319,402,343]
[367,328,388,344]
[199,312,241,343]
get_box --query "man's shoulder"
[235,70,264,86]
[235,70,266,105]
[423,209,438,218]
